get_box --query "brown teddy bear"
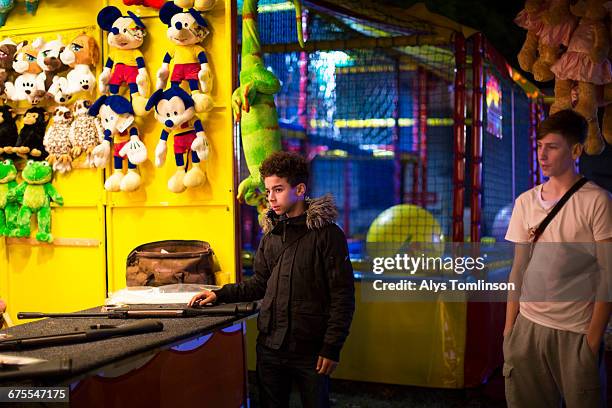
[550,0,611,155]
[515,0,547,73]
[0,39,17,98]
[531,0,578,82]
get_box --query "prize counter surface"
[0,305,257,407]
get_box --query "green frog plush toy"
[0,158,19,236]
[9,160,63,243]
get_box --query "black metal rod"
[0,321,164,351]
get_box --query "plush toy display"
[97,6,150,116]
[9,160,63,243]
[44,106,73,174]
[53,34,100,103]
[156,1,213,113]
[550,0,611,155]
[35,35,68,97]
[123,0,165,8]
[0,0,14,27]
[531,0,578,82]
[88,95,147,192]
[0,158,18,236]
[514,0,546,73]
[0,105,17,154]
[146,86,209,193]
[174,0,216,11]
[0,39,17,97]
[5,38,45,104]
[11,107,49,159]
[69,99,104,167]
[233,0,303,209]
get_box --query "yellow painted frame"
[0,0,237,323]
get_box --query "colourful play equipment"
[365,203,444,260]
[240,0,544,389]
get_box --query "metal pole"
[471,33,484,243]
[418,67,428,207]
[392,58,402,204]
[529,100,537,187]
[452,33,466,242]
[412,68,420,205]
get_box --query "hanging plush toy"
[531,0,578,82]
[515,0,545,73]
[123,0,165,9]
[69,99,104,167]
[35,35,68,99]
[25,0,39,15]
[9,160,63,243]
[0,105,17,154]
[233,0,304,211]
[44,106,73,174]
[145,86,210,193]
[12,107,49,160]
[53,34,100,104]
[97,6,150,116]
[550,0,611,155]
[0,39,17,97]
[156,1,213,113]
[0,158,18,236]
[174,0,216,11]
[5,39,46,104]
[88,95,147,192]
[0,0,14,27]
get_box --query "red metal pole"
[529,100,538,187]
[418,67,428,206]
[392,58,402,204]
[536,99,544,185]
[343,160,352,236]
[471,33,484,243]
[298,10,309,133]
[452,33,466,243]
[412,70,420,205]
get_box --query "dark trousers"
[256,343,330,408]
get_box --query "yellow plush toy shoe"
[183,163,207,188]
[192,91,214,113]
[105,170,124,192]
[120,169,141,192]
[168,167,187,193]
[131,94,149,117]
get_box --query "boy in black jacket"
[189,151,355,408]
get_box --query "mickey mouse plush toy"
[97,6,150,116]
[156,1,213,113]
[88,95,147,192]
[146,85,210,193]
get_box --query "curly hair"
[260,151,309,187]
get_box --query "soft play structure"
[239,0,544,388]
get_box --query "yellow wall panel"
[0,0,237,323]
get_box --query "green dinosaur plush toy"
[9,160,63,243]
[0,158,19,236]
[232,0,304,213]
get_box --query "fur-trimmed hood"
[262,194,338,234]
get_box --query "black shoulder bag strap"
[529,177,589,244]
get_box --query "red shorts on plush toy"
[171,63,200,82]
[110,64,139,86]
[174,131,196,155]
[113,141,128,158]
